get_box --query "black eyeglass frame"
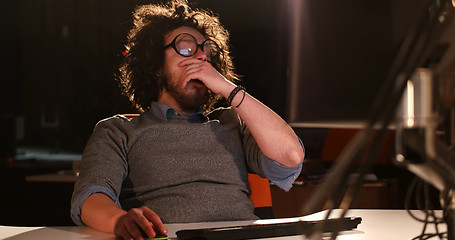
[164,33,221,60]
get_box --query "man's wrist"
[227,85,246,108]
[219,82,237,98]
[226,85,243,104]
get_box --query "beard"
[162,75,210,113]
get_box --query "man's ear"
[155,69,167,96]
[155,70,164,84]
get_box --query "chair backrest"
[247,173,272,207]
[248,173,273,219]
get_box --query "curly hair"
[118,0,238,112]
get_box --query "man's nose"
[194,47,208,61]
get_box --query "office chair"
[248,173,273,219]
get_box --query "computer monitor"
[286,0,454,217]
[284,0,452,128]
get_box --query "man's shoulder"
[96,114,135,124]
[93,113,147,131]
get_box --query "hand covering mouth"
[189,79,205,87]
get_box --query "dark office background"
[1,0,425,157]
[1,0,293,156]
[0,0,293,225]
[0,0,434,226]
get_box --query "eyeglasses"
[164,33,221,61]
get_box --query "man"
[71,1,305,239]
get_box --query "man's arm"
[81,193,167,240]
[180,59,305,167]
[226,89,304,167]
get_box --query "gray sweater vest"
[73,107,263,223]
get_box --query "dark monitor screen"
[285,0,455,128]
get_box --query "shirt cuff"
[260,138,305,192]
[70,185,121,226]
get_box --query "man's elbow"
[285,148,304,168]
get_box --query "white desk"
[0,209,447,240]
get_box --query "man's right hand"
[114,206,168,240]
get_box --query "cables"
[406,177,447,240]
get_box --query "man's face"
[158,26,210,114]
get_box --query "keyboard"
[176,216,362,240]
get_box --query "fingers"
[182,64,212,86]
[123,216,146,240]
[183,63,204,78]
[142,206,168,235]
[178,58,206,67]
[115,214,143,240]
[130,208,155,239]
[178,58,231,94]
[114,207,166,240]
[180,59,217,82]
[180,59,208,78]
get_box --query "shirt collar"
[150,101,208,123]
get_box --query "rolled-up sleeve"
[70,116,129,226]
[70,186,121,226]
[260,139,304,191]
[237,108,305,190]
